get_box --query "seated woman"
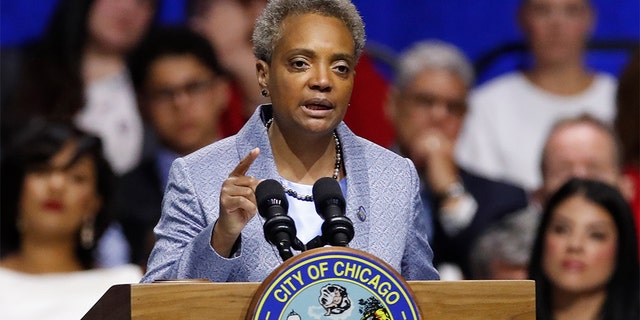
[0,121,142,320]
[529,178,639,320]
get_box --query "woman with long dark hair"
[0,121,142,319]
[529,178,639,320]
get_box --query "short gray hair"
[469,208,539,279]
[252,0,365,63]
[394,40,474,90]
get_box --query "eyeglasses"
[146,78,216,105]
[402,92,467,117]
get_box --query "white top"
[0,264,142,320]
[280,178,349,245]
[281,179,323,244]
[455,72,616,192]
[75,71,144,175]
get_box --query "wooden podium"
[82,280,535,319]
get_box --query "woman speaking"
[142,0,438,283]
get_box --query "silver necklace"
[265,118,341,202]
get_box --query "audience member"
[473,114,636,280]
[539,114,632,204]
[2,0,160,268]
[187,0,269,132]
[386,40,527,278]
[2,0,158,175]
[0,121,142,320]
[529,178,639,320]
[120,26,230,268]
[469,206,538,280]
[142,0,439,283]
[456,0,617,192]
[186,0,396,146]
[614,51,640,244]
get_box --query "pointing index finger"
[229,148,260,177]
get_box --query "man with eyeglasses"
[117,26,230,268]
[386,40,528,279]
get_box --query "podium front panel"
[83,280,535,319]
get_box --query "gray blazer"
[142,105,439,282]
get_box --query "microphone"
[256,179,296,261]
[312,177,354,247]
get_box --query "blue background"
[2,0,638,85]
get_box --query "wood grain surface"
[83,280,535,319]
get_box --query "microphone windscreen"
[312,177,345,213]
[256,179,288,216]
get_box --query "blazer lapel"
[337,123,371,250]
[236,105,279,180]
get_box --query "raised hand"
[410,130,458,196]
[212,148,260,257]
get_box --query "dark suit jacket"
[115,156,164,268]
[428,169,528,278]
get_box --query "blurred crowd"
[0,0,637,319]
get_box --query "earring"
[80,216,95,249]
[261,88,269,97]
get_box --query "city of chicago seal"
[247,247,421,319]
